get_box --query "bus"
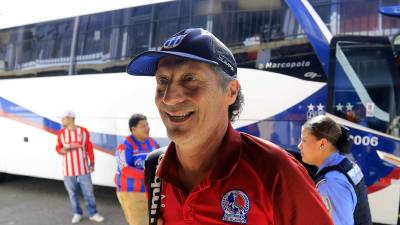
[1,0,400,224]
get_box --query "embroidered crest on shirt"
[134,158,145,169]
[221,190,250,224]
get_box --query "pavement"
[0,176,128,225]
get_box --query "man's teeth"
[171,112,190,116]
[169,112,192,118]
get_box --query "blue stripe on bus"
[0,96,61,132]
[0,96,118,154]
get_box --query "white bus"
[1,0,400,224]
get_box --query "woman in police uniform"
[298,115,372,225]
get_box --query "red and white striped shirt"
[55,126,94,176]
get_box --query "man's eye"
[157,77,169,85]
[182,74,195,82]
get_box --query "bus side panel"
[0,117,62,180]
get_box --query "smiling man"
[126,28,333,225]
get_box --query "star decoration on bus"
[335,103,344,112]
[317,103,324,111]
[307,103,315,111]
[345,102,354,111]
[306,103,326,119]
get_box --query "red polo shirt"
[156,124,333,225]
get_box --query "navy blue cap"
[126,28,237,77]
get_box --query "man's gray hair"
[210,65,244,122]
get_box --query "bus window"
[328,36,400,134]
[392,34,400,136]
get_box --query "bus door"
[327,35,400,179]
[328,36,400,135]
[327,35,400,224]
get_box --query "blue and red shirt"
[115,135,159,192]
[155,124,333,225]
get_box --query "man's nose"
[162,82,185,105]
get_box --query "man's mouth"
[166,111,194,123]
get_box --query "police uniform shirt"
[317,152,357,225]
[155,124,334,225]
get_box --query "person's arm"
[83,128,95,170]
[317,172,357,225]
[270,155,334,225]
[55,131,67,155]
[124,142,135,167]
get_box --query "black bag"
[144,147,166,225]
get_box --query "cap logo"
[162,34,187,49]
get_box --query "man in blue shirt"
[115,114,160,225]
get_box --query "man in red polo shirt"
[127,28,333,225]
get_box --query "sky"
[0,0,173,30]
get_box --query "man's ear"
[227,80,240,105]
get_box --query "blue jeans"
[63,174,98,216]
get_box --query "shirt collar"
[318,151,344,172]
[130,134,148,144]
[156,123,242,186]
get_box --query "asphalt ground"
[0,175,128,225]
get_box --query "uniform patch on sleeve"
[316,178,327,188]
[321,195,332,213]
[221,190,250,224]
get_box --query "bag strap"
[145,147,167,225]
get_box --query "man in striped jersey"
[55,110,104,224]
[115,113,160,225]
